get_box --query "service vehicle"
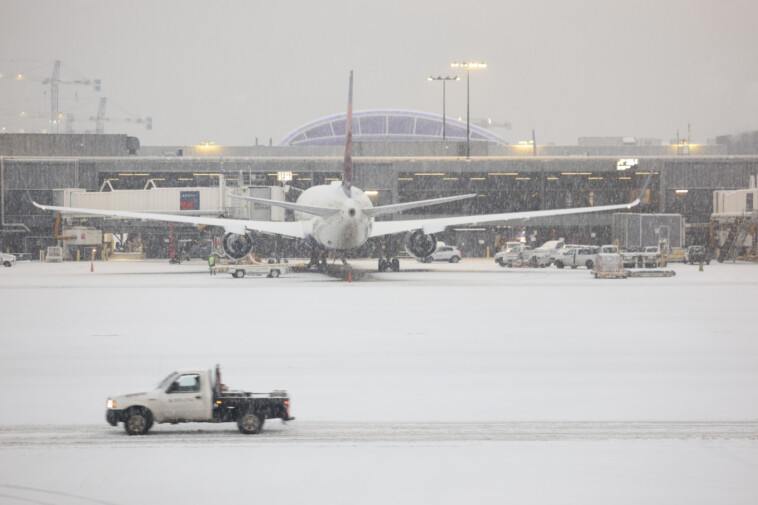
[106,365,294,435]
[1,252,16,267]
[494,241,523,266]
[554,246,599,269]
[496,243,549,267]
[621,246,661,268]
[419,243,463,263]
[684,245,711,265]
[532,240,566,264]
[210,257,289,278]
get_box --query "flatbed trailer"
[627,269,676,278]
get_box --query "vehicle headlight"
[107,399,117,409]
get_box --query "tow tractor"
[210,256,294,278]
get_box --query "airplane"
[32,71,654,272]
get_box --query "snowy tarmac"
[1,258,757,504]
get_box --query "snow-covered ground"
[0,258,757,504]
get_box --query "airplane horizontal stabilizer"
[229,194,339,217]
[363,193,477,218]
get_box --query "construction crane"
[41,60,101,133]
[89,97,152,134]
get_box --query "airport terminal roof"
[279,110,507,147]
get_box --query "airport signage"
[277,171,293,182]
[617,159,638,171]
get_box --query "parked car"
[1,252,16,267]
[684,245,711,265]
[419,244,462,263]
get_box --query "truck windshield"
[157,372,177,390]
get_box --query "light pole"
[451,61,487,158]
[428,76,459,141]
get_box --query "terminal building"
[2,114,758,259]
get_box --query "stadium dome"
[278,110,507,147]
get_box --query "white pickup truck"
[106,366,294,435]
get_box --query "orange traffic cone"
[348,271,352,283]
[90,261,94,272]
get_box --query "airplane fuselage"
[295,181,373,250]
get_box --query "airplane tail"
[342,71,353,198]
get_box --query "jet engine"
[221,232,254,260]
[403,230,437,259]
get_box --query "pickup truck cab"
[554,246,599,269]
[106,366,293,435]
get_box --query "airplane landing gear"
[378,257,400,272]
[308,250,328,271]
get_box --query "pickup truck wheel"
[555,261,564,269]
[238,412,264,434]
[586,260,594,270]
[124,408,152,436]
[3,261,10,267]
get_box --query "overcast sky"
[2,0,757,146]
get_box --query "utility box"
[613,213,685,250]
[46,246,63,262]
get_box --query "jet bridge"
[52,175,286,221]
[49,177,287,259]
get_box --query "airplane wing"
[228,194,339,217]
[31,202,306,239]
[370,171,654,238]
[363,193,477,218]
